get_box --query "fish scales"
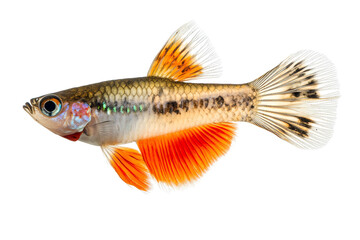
[54,77,256,145]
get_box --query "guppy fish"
[23,23,339,191]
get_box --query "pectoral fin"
[101,145,150,191]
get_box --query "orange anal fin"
[62,132,82,141]
[101,146,150,191]
[147,22,221,81]
[137,122,236,186]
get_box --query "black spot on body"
[165,101,180,115]
[199,99,204,108]
[152,104,164,114]
[159,104,164,114]
[215,96,224,108]
[224,103,230,111]
[204,98,209,108]
[231,96,237,107]
[180,99,189,112]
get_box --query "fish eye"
[40,95,62,117]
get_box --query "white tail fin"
[250,50,339,149]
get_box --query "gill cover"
[61,102,92,141]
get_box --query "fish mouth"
[23,102,34,115]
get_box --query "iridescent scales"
[99,102,146,115]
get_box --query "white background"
[1,1,359,239]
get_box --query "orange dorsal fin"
[101,146,150,191]
[137,122,236,186]
[148,22,221,81]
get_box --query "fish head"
[23,94,91,141]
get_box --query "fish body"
[51,77,255,146]
[24,23,339,191]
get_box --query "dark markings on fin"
[290,66,306,76]
[306,89,319,98]
[306,75,315,80]
[288,123,309,137]
[294,61,303,68]
[298,116,314,125]
[285,62,293,69]
[292,91,301,97]
[306,79,316,86]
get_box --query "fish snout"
[23,98,39,115]
[23,102,33,114]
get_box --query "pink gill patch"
[72,102,91,118]
[62,102,91,142]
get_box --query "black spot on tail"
[298,117,314,125]
[306,89,319,98]
[288,123,309,137]
[298,117,314,128]
[290,66,306,76]
[306,75,315,80]
[294,61,303,68]
[285,62,293,69]
[306,79,316,86]
[292,91,301,98]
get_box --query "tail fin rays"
[250,50,339,149]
